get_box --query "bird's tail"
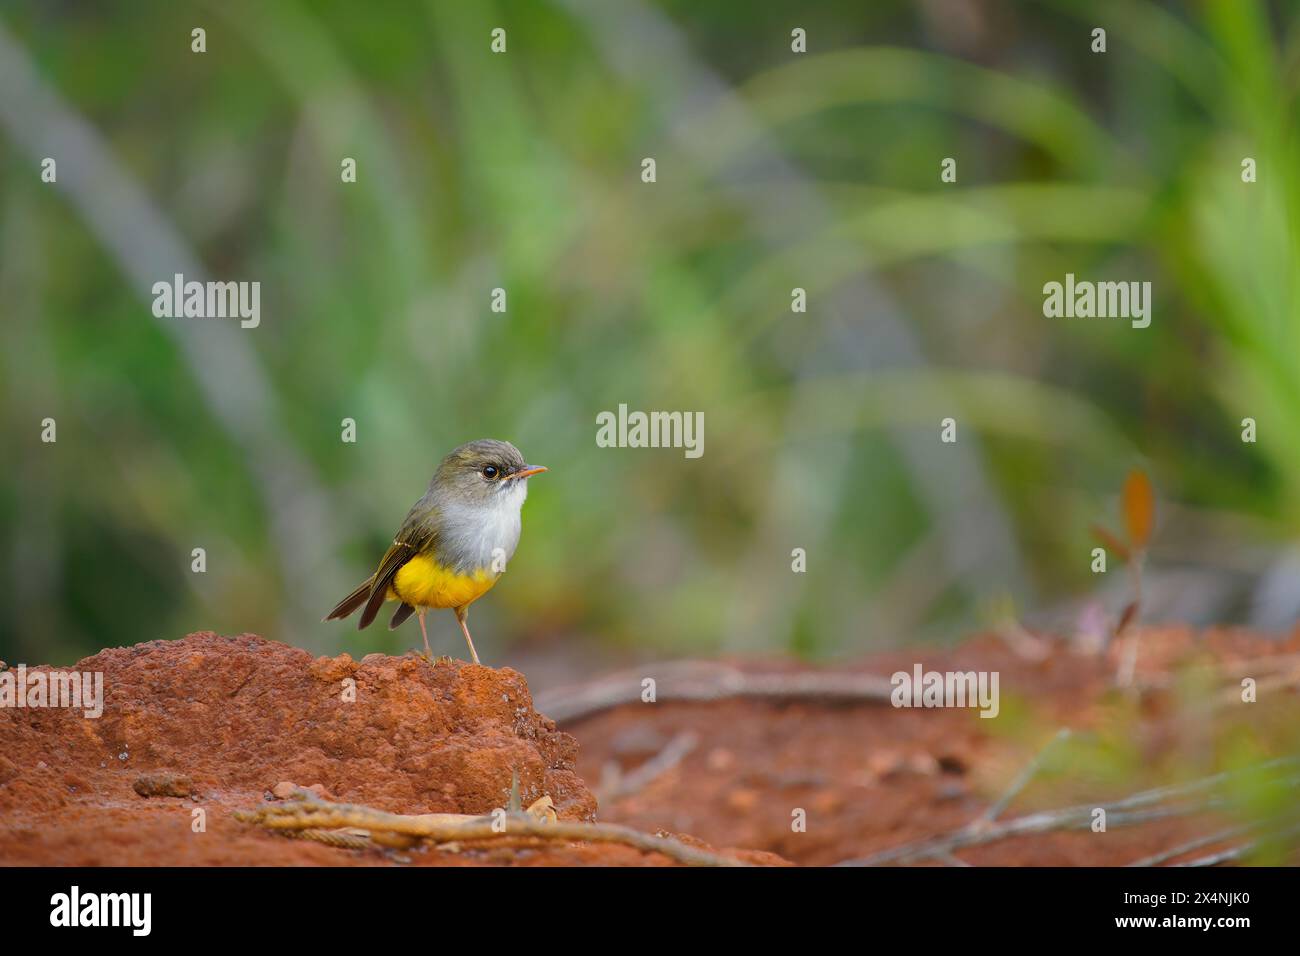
[324,578,374,623]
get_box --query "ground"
[1,627,1296,865]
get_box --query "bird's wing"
[357,499,439,629]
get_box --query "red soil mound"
[0,633,776,865]
[1,632,592,821]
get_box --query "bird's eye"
[482,465,499,479]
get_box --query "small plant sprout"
[1089,469,1155,686]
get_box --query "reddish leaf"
[1122,470,1155,549]
[1090,523,1131,562]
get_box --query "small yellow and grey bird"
[325,439,546,664]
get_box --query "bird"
[325,439,546,664]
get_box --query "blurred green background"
[3,0,1298,669]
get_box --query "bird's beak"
[512,465,547,480]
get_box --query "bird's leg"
[454,606,481,665]
[417,609,433,661]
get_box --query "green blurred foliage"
[2,0,1297,666]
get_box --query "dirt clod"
[133,772,194,799]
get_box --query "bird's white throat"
[439,479,528,573]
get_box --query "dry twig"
[597,731,699,803]
[1127,825,1249,867]
[235,795,749,867]
[535,660,893,724]
[838,756,1300,867]
[978,728,1071,825]
[1173,819,1300,868]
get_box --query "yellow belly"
[388,554,496,609]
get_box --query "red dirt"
[2,627,1296,866]
[0,633,772,865]
[566,626,1300,865]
